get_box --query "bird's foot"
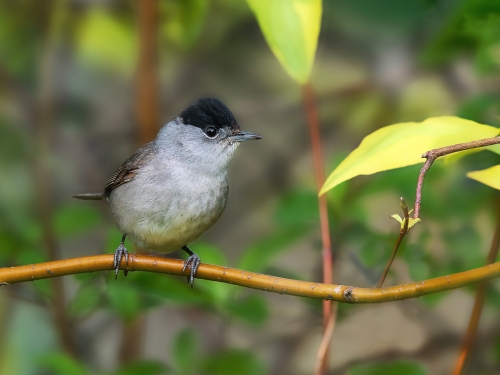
[181,246,201,288]
[113,243,129,280]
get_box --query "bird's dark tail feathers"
[72,193,105,200]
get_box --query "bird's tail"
[72,193,105,200]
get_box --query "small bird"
[73,98,261,286]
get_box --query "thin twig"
[451,198,500,375]
[302,83,335,374]
[376,198,409,288]
[414,136,500,219]
[1,254,500,303]
[314,305,338,375]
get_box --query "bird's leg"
[113,234,129,279]
[181,245,201,288]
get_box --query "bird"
[73,98,261,286]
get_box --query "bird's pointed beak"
[229,131,262,142]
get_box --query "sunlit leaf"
[467,164,500,190]
[247,0,322,84]
[77,8,137,74]
[320,116,499,195]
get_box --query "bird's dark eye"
[205,126,218,138]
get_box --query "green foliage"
[107,281,142,322]
[224,294,268,325]
[274,190,319,227]
[321,117,499,194]
[202,350,265,375]
[38,353,90,375]
[238,227,309,273]
[110,361,169,375]
[172,328,199,375]
[54,204,102,237]
[77,8,137,75]
[347,361,429,375]
[160,0,208,49]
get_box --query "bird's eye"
[205,126,218,138]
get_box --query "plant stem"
[451,198,500,375]
[414,136,500,219]
[2,254,500,304]
[36,0,76,356]
[376,198,409,288]
[302,82,334,374]
[137,0,159,145]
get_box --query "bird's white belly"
[109,170,228,253]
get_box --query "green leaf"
[238,227,309,273]
[202,350,265,375]
[347,361,429,375]
[54,204,102,237]
[188,243,232,303]
[111,360,169,375]
[225,294,268,325]
[68,285,101,317]
[274,190,319,227]
[77,8,137,75]
[107,282,141,321]
[37,352,89,375]
[467,164,500,190]
[172,328,199,374]
[320,116,499,194]
[160,0,208,49]
[247,0,322,84]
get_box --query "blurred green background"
[1,0,500,374]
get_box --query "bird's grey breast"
[109,152,229,252]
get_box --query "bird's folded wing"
[104,142,157,195]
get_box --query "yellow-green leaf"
[467,165,500,190]
[77,8,137,75]
[320,116,499,195]
[247,0,321,84]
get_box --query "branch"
[2,254,500,303]
[414,136,500,219]
[376,197,410,288]
[302,83,335,374]
[451,198,500,375]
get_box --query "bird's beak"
[229,131,262,142]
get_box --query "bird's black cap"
[180,98,239,131]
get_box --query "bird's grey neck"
[155,119,235,177]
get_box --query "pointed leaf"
[320,116,499,195]
[247,0,321,84]
[467,164,500,190]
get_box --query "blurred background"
[1,0,500,374]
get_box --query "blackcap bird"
[73,98,261,286]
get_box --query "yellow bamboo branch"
[1,254,500,303]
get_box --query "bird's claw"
[182,253,201,288]
[113,244,129,280]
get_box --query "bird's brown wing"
[104,142,157,197]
